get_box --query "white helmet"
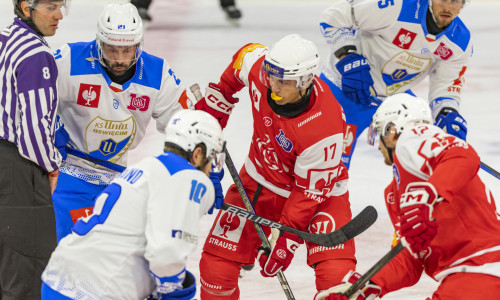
[260,34,320,89]
[96,3,144,66]
[367,93,433,145]
[164,110,226,172]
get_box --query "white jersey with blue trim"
[320,0,472,118]
[54,40,190,185]
[42,152,215,300]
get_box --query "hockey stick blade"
[222,203,377,247]
[345,242,405,297]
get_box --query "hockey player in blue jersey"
[319,0,471,169]
[42,109,226,300]
[51,2,197,242]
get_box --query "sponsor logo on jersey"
[275,129,293,152]
[392,28,417,49]
[308,244,345,255]
[342,124,356,155]
[77,84,101,108]
[113,99,119,109]
[211,211,245,246]
[127,93,150,111]
[392,164,400,188]
[264,116,272,126]
[448,66,467,93]
[434,42,453,60]
[308,166,342,198]
[232,43,266,70]
[298,111,322,128]
[382,52,431,94]
[69,206,93,224]
[308,212,336,234]
[387,191,395,205]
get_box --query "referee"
[0,0,68,299]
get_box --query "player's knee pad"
[199,251,240,299]
[313,258,356,291]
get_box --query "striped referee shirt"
[0,18,61,172]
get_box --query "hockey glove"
[435,108,467,141]
[257,228,303,277]
[207,168,225,215]
[399,182,441,254]
[335,53,377,107]
[147,270,196,300]
[54,115,70,161]
[314,270,382,300]
[194,83,238,129]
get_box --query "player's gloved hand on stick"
[314,270,382,300]
[54,115,70,161]
[194,83,238,129]
[335,53,377,107]
[399,182,441,254]
[147,270,196,300]
[435,107,467,141]
[208,168,225,214]
[257,228,303,277]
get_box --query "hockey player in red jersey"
[316,94,500,300]
[195,34,356,299]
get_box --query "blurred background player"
[130,0,242,23]
[195,34,356,299]
[51,2,193,242]
[41,110,226,300]
[319,0,471,169]
[316,94,500,300]
[0,0,68,298]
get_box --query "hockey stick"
[222,203,377,248]
[189,83,295,300]
[480,161,500,180]
[65,147,126,172]
[344,242,405,297]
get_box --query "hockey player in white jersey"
[52,2,192,241]
[319,0,471,169]
[41,109,226,300]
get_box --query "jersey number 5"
[73,183,122,235]
[378,0,394,8]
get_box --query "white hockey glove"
[314,270,382,300]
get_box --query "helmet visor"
[210,142,226,173]
[259,60,311,90]
[367,122,380,146]
[32,0,71,16]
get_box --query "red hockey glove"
[399,182,441,253]
[257,229,303,277]
[314,270,382,300]
[194,83,238,129]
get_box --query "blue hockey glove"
[435,109,467,140]
[54,115,70,160]
[335,53,376,107]
[208,168,225,214]
[147,271,196,300]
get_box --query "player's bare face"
[29,1,65,36]
[379,133,397,166]
[101,44,137,76]
[269,77,302,105]
[431,0,463,28]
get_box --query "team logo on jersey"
[127,93,150,111]
[342,124,357,155]
[263,117,272,126]
[434,42,453,60]
[69,206,93,224]
[275,129,293,152]
[448,66,467,93]
[77,84,101,108]
[382,52,431,94]
[392,29,417,49]
[256,135,289,173]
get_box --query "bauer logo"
[77,84,101,108]
[275,129,293,152]
[127,93,150,111]
[392,28,416,50]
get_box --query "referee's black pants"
[0,140,57,300]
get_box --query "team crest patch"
[434,42,453,60]
[127,93,150,111]
[275,129,293,152]
[77,84,101,108]
[392,28,416,50]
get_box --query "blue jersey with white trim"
[42,152,214,300]
[320,0,472,117]
[54,40,190,184]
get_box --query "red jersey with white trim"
[372,124,500,295]
[217,43,348,231]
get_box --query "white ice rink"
[1,0,499,299]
